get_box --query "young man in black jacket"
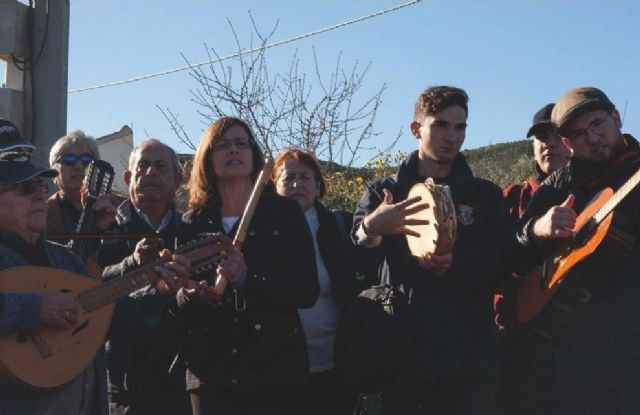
[352,86,514,414]
[516,87,640,414]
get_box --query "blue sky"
[60,0,640,165]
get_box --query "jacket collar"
[396,150,474,191]
[116,199,179,229]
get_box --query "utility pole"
[0,0,28,132]
[29,0,70,167]
[0,0,69,167]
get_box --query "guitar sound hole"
[60,288,72,294]
[573,219,597,247]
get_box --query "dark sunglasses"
[58,153,95,167]
[0,177,49,195]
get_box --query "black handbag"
[334,284,409,392]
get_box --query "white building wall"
[97,126,133,194]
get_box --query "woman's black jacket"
[174,189,319,391]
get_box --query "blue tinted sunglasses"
[59,153,95,167]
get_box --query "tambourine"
[405,178,457,257]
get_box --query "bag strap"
[333,210,368,284]
[333,210,350,249]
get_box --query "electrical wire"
[11,0,50,72]
[68,0,421,94]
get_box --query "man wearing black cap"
[0,141,190,414]
[0,118,35,155]
[503,104,571,223]
[516,87,640,414]
[496,104,570,415]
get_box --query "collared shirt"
[134,206,173,233]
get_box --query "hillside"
[463,139,535,188]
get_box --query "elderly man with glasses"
[0,122,191,415]
[513,87,640,414]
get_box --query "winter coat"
[352,150,515,379]
[175,188,319,392]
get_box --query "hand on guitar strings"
[364,189,431,237]
[153,249,191,294]
[80,192,117,231]
[532,194,577,240]
[417,252,453,275]
[134,237,164,266]
[38,291,81,329]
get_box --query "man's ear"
[409,121,421,139]
[123,170,132,187]
[561,137,573,152]
[611,109,623,129]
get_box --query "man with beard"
[98,139,190,415]
[352,86,513,414]
[516,87,640,414]
[496,104,570,415]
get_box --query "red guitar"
[516,168,640,329]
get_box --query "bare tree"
[159,14,399,167]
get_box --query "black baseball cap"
[0,153,58,184]
[526,103,555,138]
[0,119,36,153]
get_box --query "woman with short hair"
[273,148,368,414]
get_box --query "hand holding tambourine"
[404,179,457,274]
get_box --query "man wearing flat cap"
[0,122,190,415]
[514,87,640,414]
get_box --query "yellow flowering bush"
[322,151,407,212]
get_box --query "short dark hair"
[414,86,469,120]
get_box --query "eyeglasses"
[58,153,95,167]
[565,115,610,142]
[212,138,253,152]
[0,177,49,195]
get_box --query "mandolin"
[0,233,232,389]
[68,160,115,278]
[516,167,640,330]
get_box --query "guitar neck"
[594,168,640,223]
[76,259,166,312]
[69,196,99,261]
